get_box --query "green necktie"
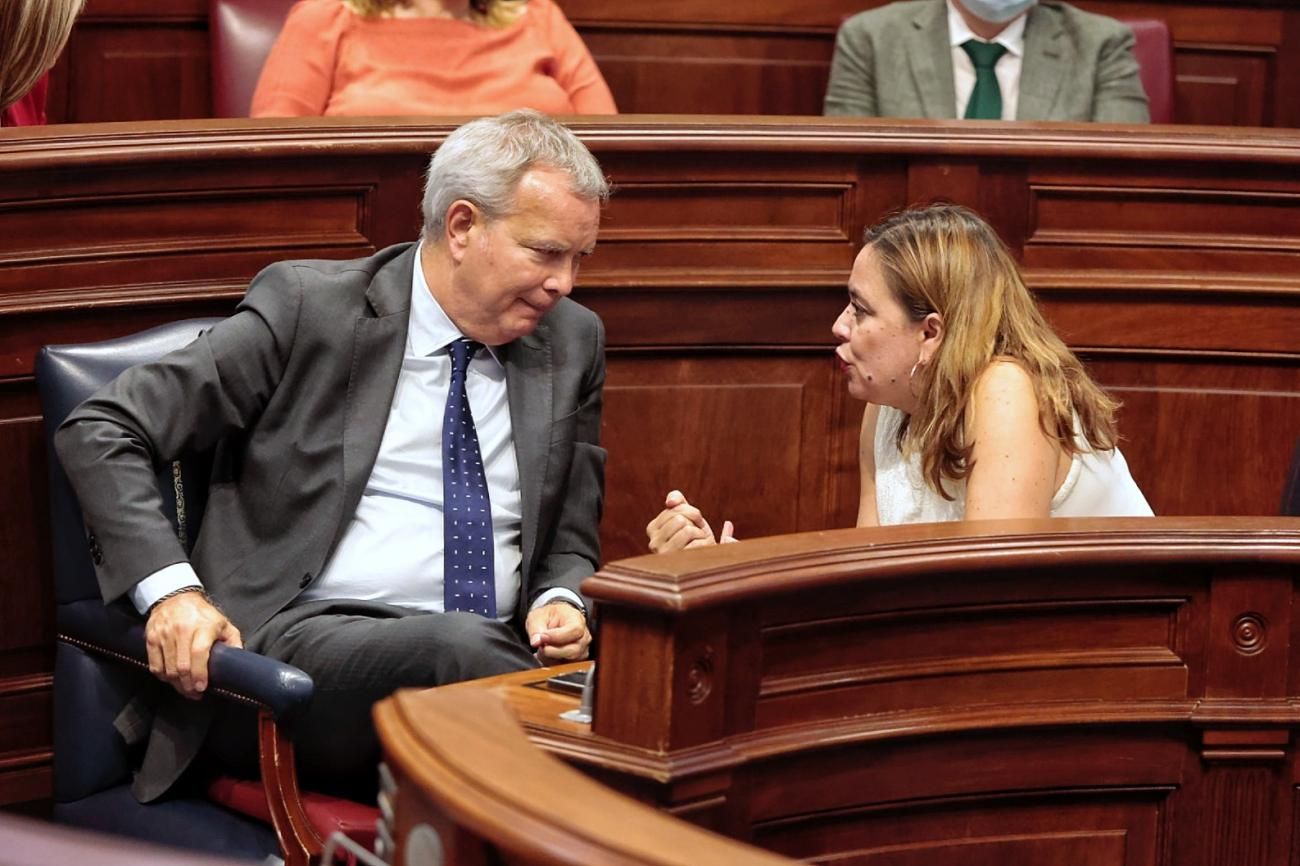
[961,39,1008,120]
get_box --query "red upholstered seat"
[209,777,380,852]
[1119,18,1175,123]
[210,0,298,117]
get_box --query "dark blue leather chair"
[36,320,339,866]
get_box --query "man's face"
[442,168,601,346]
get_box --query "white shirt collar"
[408,240,503,364]
[946,0,1027,56]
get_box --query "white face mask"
[959,0,1037,24]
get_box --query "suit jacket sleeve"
[824,15,880,117]
[53,264,304,605]
[530,311,606,609]
[1090,20,1149,123]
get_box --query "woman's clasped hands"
[645,490,737,554]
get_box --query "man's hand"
[145,590,243,700]
[646,490,735,553]
[526,602,591,663]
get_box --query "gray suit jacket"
[54,242,607,798]
[824,0,1150,122]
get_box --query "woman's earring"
[909,361,920,380]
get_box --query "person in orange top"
[251,0,617,117]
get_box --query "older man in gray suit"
[55,109,608,799]
[824,0,1150,122]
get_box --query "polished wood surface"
[380,518,1300,866]
[2,116,1298,807]
[376,680,791,865]
[44,0,1300,126]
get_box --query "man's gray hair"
[421,109,610,239]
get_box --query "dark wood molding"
[3,117,1298,808]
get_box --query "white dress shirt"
[947,0,1027,121]
[131,243,581,621]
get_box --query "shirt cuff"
[129,562,203,615]
[529,588,585,615]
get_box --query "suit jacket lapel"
[909,1,958,118]
[1017,5,1067,120]
[333,246,414,554]
[501,323,551,590]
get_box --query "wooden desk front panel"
[48,0,1300,126]
[1,120,1297,807]
[581,522,1300,865]
[750,729,1178,866]
[754,565,1201,729]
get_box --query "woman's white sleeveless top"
[873,405,1154,525]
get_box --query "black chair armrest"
[57,600,313,727]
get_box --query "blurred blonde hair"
[0,0,83,112]
[343,0,527,27]
[867,203,1119,499]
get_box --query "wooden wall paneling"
[1184,747,1293,866]
[1022,167,1300,276]
[1083,354,1300,517]
[557,0,869,30]
[46,0,210,124]
[599,356,835,563]
[588,149,896,559]
[577,27,833,116]
[905,159,985,210]
[1039,289,1300,356]
[1174,49,1272,128]
[755,791,1164,866]
[1274,12,1300,129]
[1016,158,1300,516]
[0,397,54,810]
[1203,572,1291,699]
[589,150,864,286]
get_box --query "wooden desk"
[379,517,1300,866]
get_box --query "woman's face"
[832,244,927,410]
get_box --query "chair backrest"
[1119,18,1174,124]
[36,319,223,803]
[37,319,223,605]
[209,0,298,117]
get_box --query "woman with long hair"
[251,0,616,117]
[648,204,1151,551]
[0,0,83,123]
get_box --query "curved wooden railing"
[380,517,1300,866]
[376,685,790,866]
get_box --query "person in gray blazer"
[54,109,609,800]
[824,0,1150,122]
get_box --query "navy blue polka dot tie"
[442,338,495,618]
